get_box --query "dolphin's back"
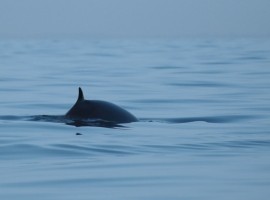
[66,100,137,123]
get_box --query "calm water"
[0,38,270,199]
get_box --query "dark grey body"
[66,87,137,123]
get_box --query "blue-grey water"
[0,38,270,199]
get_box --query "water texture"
[0,38,270,199]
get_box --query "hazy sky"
[0,0,269,38]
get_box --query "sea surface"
[0,38,270,199]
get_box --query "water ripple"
[51,144,135,155]
[169,81,232,88]
[142,115,256,123]
[1,138,268,160]
[142,139,270,154]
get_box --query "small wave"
[0,115,26,120]
[1,138,269,161]
[0,144,85,159]
[3,175,175,188]
[169,81,231,88]
[141,139,270,155]
[28,115,126,128]
[141,115,255,124]
[0,143,138,159]
[51,144,135,156]
[210,140,270,149]
[0,114,257,128]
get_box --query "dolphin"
[65,87,138,124]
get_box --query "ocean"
[0,38,270,199]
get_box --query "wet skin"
[65,87,138,124]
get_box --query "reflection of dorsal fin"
[77,87,84,102]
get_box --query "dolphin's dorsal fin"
[77,87,84,101]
